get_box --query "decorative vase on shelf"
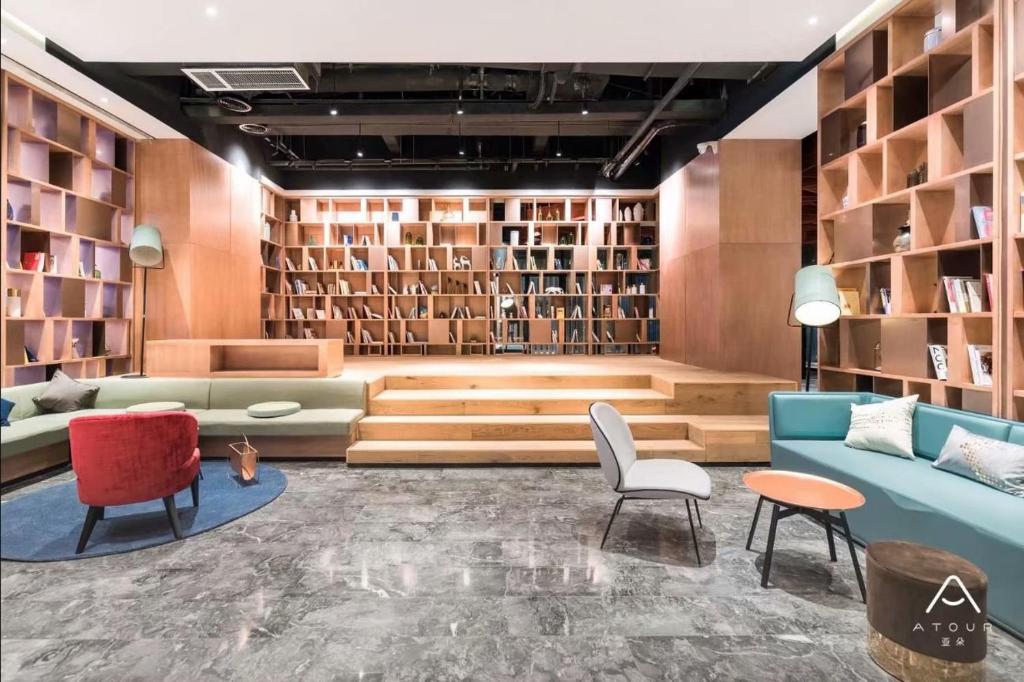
[634,202,644,221]
[624,206,633,222]
[893,220,911,253]
[288,209,298,222]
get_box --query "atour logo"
[912,575,990,649]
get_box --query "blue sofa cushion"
[1,398,12,427]
[769,392,868,440]
[913,403,1012,461]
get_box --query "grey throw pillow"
[31,371,99,413]
[845,394,918,459]
[933,426,1024,497]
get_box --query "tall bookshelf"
[259,188,660,356]
[1008,0,1024,419]
[816,0,1001,415]
[2,72,135,386]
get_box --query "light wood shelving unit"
[816,0,1005,415]
[259,189,659,356]
[2,72,135,386]
[1006,0,1024,418]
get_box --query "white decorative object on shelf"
[288,209,298,222]
[634,202,644,221]
[924,26,941,51]
[624,206,633,221]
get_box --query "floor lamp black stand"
[123,225,164,379]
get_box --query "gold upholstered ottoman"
[866,541,988,681]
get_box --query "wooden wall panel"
[658,166,686,362]
[657,139,801,382]
[135,139,262,347]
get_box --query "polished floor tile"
[2,464,1022,681]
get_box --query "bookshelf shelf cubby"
[259,188,660,356]
[817,0,1001,415]
[2,72,136,386]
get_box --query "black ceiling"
[46,51,833,189]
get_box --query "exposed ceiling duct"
[601,63,701,179]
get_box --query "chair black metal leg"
[190,474,200,508]
[163,495,183,539]
[694,499,703,528]
[760,504,780,588]
[824,512,837,562]
[685,499,702,566]
[96,506,105,521]
[745,495,764,550]
[75,506,103,554]
[840,511,866,602]
[600,496,625,549]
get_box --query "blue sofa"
[768,392,1024,638]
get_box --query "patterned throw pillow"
[844,394,918,459]
[934,426,1024,497]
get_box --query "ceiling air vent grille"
[182,67,310,92]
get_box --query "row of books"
[942,276,992,313]
[927,344,992,386]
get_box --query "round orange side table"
[743,469,867,601]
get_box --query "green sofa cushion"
[769,392,868,440]
[208,378,363,410]
[0,409,125,458]
[247,401,301,418]
[90,377,211,410]
[196,408,364,437]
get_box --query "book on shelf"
[307,256,318,271]
[879,288,892,315]
[971,206,993,239]
[303,328,316,340]
[387,284,398,295]
[407,331,416,343]
[21,252,45,272]
[427,258,438,271]
[637,258,652,271]
[361,236,371,246]
[473,280,482,295]
[591,330,600,343]
[388,331,396,344]
[449,332,457,343]
[600,284,614,295]
[505,283,516,296]
[618,307,626,319]
[967,344,993,386]
[291,308,304,320]
[316,282,325,295]
[346,331,356,344]
[837,288,861,316]
[526,281,536,295]
[347,306,357,319]
[332,304,343,319]
[942,277,986,313]
[315,309,326,320]
[983,274,995,308]
[361,329,375,344]
[371,283,380,295]
[928,344,949,381]
[509,230,520,246]
[284,257,297,271]
[306,307,315,319]
[575,282,583,295]
[605,330,615,343]
[392,305,402,319]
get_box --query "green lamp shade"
[793,265,840,327]
[129,224,163,268]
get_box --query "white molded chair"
[588,402,712,564]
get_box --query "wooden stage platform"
[342,356,795,465]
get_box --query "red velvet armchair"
[68,412,201,553]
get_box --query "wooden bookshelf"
[817,0,1003,415]
[1006,0,1024,418]
[259,189,660,356]
[2,72,135,386]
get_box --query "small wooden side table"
[743,469,867,601]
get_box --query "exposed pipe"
[269,155,609,171]
[607,121,689,180]
[528,64,547,110]
[600,63,700,179]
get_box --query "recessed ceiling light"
[456,106,464,115]
[556,150,562,157]
[808,16,819,26]
[205,6,218,18]
[458,149,466,156]
[330,108,338,116]
[356,150,364,158]
[581,105,589,115]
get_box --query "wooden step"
[346,439,705,464]
[357,414,689,441]
[369,388,672,416]
[384,374,652,390]
[686,415,770,463]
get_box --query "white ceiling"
[726,71,817,140]
[4,0,871,63]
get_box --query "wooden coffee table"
[743,469,867,601]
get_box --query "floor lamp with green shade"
[124,225,164,378]
[788,265,841,391]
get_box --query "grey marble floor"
[2,464,1022,681]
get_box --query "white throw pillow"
[933,426,1024,497]
[844,394,918,459]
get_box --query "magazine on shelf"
[928,345,949,381]
[971,206,993,239]
[879,288,892,315]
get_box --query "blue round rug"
[0,461,286,561]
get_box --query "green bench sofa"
[1,377,365,483]
[768,392,1024,638]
